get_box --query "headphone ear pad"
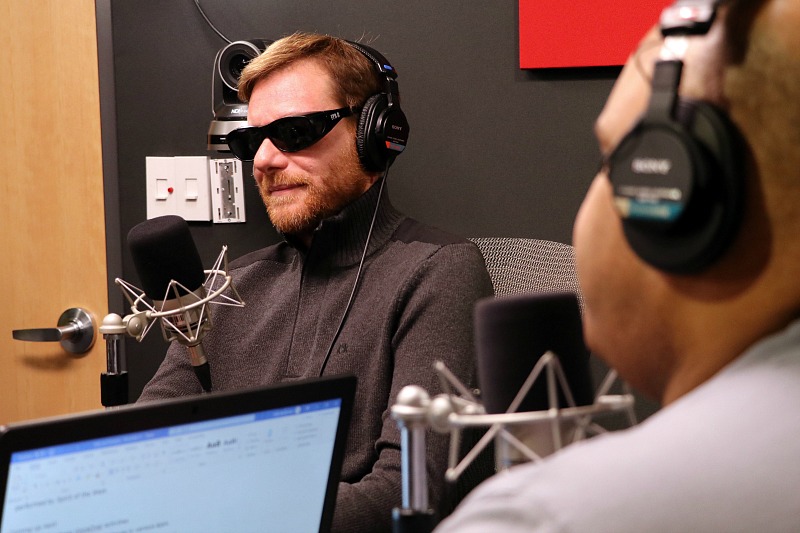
[610,101,746,273]
[356,94,386,172]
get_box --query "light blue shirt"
[436,319,800,532]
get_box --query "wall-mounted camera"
[207,39,272,152]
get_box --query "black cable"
[319,165,390,376]
[193,0,232,44]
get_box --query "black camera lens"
[228,53,251,80]
[217,41,264,90]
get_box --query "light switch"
[174,156,212,221]
[146,157,176,219]
[185,178,199,201]
[146,156,212,221]
[155,178,171,200]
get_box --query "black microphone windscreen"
[127,215,205,300]
[474,292,593,415]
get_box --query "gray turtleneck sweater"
[138,181,494,532]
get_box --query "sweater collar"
[283,178,404,266]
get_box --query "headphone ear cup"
[356,94,384,172]
[610,101,746,273]
[356,93,410,173]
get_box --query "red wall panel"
[519,1,670,68]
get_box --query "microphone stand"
[98,312,149,408]
[389,359,638,530]
[391,386,437,533]
[98,313,129,407]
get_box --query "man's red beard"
[257,143,373,236]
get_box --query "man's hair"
[237,32,383,111]
[721,0,768,64]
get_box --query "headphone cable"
[318,165,390,376]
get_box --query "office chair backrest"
[469,237,582,303]
[435,238,583,521]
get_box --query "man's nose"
[252,137,290,173]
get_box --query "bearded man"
[139,32,493,533]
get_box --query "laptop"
[0,374,355,533]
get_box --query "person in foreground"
[138,33,493,532]
[437,0,800,531]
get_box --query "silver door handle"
[12,307,97,355]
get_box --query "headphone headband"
[345,40,401,107]
[660,0,718,36]
[645,60,683,123]
[344,41,398,79]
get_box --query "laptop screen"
[0,375,355,533]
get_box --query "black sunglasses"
[226,107,357,161]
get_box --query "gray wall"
[97,0,655,418]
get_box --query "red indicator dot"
[167,187,174,194]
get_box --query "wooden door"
[0,0,109,424]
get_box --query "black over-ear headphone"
[345,41,410,173]
[607,1,746,274]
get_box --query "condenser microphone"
[474,291,593,468]
[128,215,213,392]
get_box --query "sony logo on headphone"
[631,158,672,175]
[391,124,403,131]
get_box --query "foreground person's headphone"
[608,0,747,273]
